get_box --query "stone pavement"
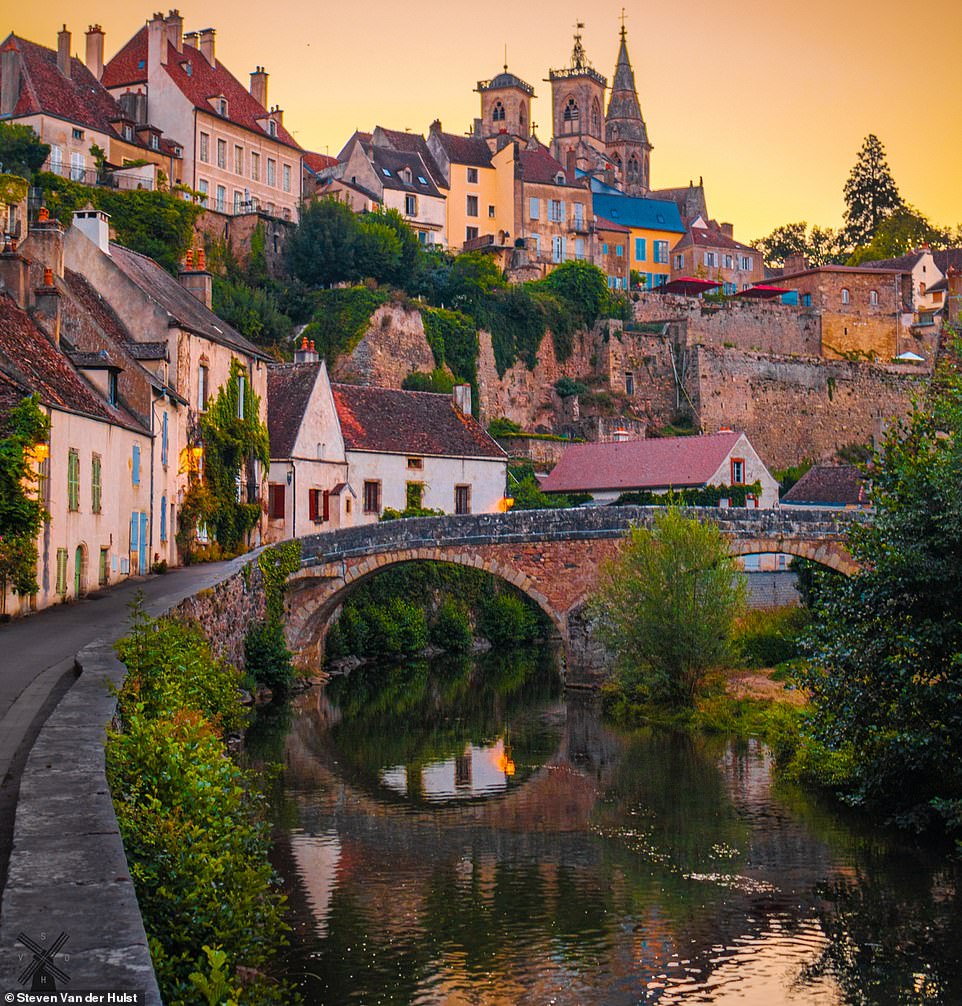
[0,554,254,1000]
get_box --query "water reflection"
[255,651,962,1005]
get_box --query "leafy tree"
[540,260,611,330]
[755,221,847,268]
[591,508,745,706]
[286,197,359,287]
[438,251,506,314]
[796,358,962,831]
[842,134,903,247]
[0,122,49,179]
[849,205,952,264]
[354,215,402,283]
[0,395,50,600]
[212,276,292,351]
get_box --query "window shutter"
[160,495,167,541]
[322,490,330,522]
[161,412,169,467]
[309,489,318,522]
[132,444,140,485]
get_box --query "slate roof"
[103,27,299,150]
[374,127,446,186]
[370,148,443,199]
[107,244,269,360]
[605,35,648,145]
[592,193,685,233]
[476,71,535,96]
[67,349,122,370]
[431,130,494,170]
[859,249,962,275]
[540,432,743,493]
[1,33,182,155]
[674,225,757,253]
[781,465,868,506]
[126,341,170,361]
[266,363,324,457]
[331,385,505,460]
[318,176,381,205]
[0,292,143,430]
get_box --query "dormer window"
[217,98,228,117]
[183,60,193,76]
[268,119,277,137]
[150,134,159,150]
[555,173,565,184]
[123,125,133,141]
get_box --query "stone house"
[102,11,302,219]
[594,215,630,290]
[855,248,962,324]
[0,246,153,615]
[781,465,869,509]
[265,360,507,538]
[540,431,779,507]
[669,217,764,294]
[773,264,913,359]
[0,27,182,190]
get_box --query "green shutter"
[67,449,80,511]
[91,455,102,513]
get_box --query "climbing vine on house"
[177,360,269,561]
[0,394,50,605]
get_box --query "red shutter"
[322,490,330,522]
[308,489,318,522]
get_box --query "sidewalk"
[0,556,251,895]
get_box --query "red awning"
[735,285,791,299]
[660,277,721,296]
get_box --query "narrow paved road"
[0,556,249,895]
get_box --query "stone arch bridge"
[285,507,862,686]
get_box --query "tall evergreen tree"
[842,134,903,247]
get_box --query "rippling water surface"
[246,652,962,1005]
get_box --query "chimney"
[84,24,104,79]
[0,38,22,118]
[198,27,215,66]
[147,12,167,73]
[784,253,809,275]
[719,222,734,238]
[250,66,268,108]
[293,335,319,363]
[57,25,71,78]
[270,104,283,127]
[178,247,212,308]
[453,384,472,416]
[165,9,183,52]
[565,149,576,182]
[0,246,29,308]
[33,268,62,347]
[429,118,442,135]
[72,205,111,255]
[26,217,65,278]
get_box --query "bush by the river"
[733,605,810,670]
[110,607,294,1004]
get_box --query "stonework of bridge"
[284,506,862,686]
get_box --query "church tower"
[604,26,652,194]
[476,62,535,147]
[548,24,607,167]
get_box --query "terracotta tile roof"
[594,215,630,234]
[107,244,269,361]
[374,127,446,186]
[267,362,321,457]
[2,33,181,154]
[431,130,493,170]
[0,292,129,425]
[103,27,299,150]
[331,384,505,460]
[540,432,743,493]
[674,226,757,254]
[303,151,338,175]
[781,465,868,506]
[519,146,584,186]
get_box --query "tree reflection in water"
[252,650,962,1006]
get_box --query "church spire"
[606,28,645,134]
[604,25,652,194]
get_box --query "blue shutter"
[160,495,167,542]
[161,412,168,467]
[132,444,140,485]
[130,512,139,551]
[139,513,148,572]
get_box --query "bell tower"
[604,24,652,194]
[476,56,535,147]
[547,23,607,166]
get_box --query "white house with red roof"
[101,11,301,219]
[265,353,508,539]
[540,431,779,507]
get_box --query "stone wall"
[496,435,571,467]
[687,346,922,469]
[331,303,436,386]
[173,560,266,668]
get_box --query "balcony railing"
[42,161,155,191]
[570,215,591,234]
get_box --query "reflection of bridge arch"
[285,507,864,684]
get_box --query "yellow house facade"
[592,192,685,291]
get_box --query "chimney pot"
[198,27,216,65]
[250,66,268,109]
[84,23,104,79]
[57,24,71,78]
[33,279,62,347]
[453,383,472,415]
[1,39,22,118]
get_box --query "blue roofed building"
[591,193,686,290]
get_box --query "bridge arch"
[727,537,858,577]
[285,547,566,671]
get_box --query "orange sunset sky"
[9,0,962,240]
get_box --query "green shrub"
[487,416,522,437]
[554,376,589,398]
[380,505,446,521]
[302,286,388,363]
[388,597,428,654]
[431,597,473,652]
[402,368,456,393]
[733,605,810,669]
[244,621,295,693]
[478,592,541,647]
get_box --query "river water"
[247,652,962,1005]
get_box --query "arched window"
[627,156,639,182]
[612,153,622,175]
[869,289,879,306]
[591,97,601,134]
[841,287,850,305]
[563,97,579,132]
[519,103,527,129]
[492,100,505,122]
